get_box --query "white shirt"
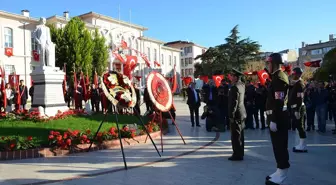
[5,89,13,99]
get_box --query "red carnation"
[27,136,33,141]
[48,135,54,140]
[66,139,72,146]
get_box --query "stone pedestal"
[30,66,68,117]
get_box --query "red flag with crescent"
[199,75,209,83]
[93,70,98,87]
[126,55,138,71]
[212,75,224,87]
[63,64,67,96]
[5,48,13,57]
[0,66,6,110]
[304,60,322,68]
[257,70,269,85]
[80,72,88,102]
[281,64,292,75]
[182,77,192,86]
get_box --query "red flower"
[48,135,54,140]
[27,136,33,141]
[97,132,103,137]
[50,131,54,135]
[109,127,116,134]
[86,129,91,135]
[66,139,72,146]
[56,135,63,141]
[10,143,16,149]
[63,132,68,139]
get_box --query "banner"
[212,75,224,87]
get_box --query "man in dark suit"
[133,83,141,115]
[228,68,247,161]
[187,82,201,127]
[19,80,28,110]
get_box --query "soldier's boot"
[293,139,308,153]
[265,168,280,181]
[265,168,288,185]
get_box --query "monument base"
[30,66,68,117]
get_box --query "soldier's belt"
[266,107,287,115]
[290,103,305,109]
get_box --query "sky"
[1,0,336,52]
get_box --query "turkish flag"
[1,78,6,110]
[199,75,209,83]
[139,52,151,68]
[113,52,126,63]
[281,64,292,75]
[9,74,20,90]
[257,70,269,85]
[304,60,322,67]
[121,40,128,49]
[182,77,192,86]
[93,71,98,87]
[212,75,224,87]
[126,55,138,71]
[154,61,161,67]
[33,50,39,61]
[5,48,13,57]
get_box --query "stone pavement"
[1,99,336,185]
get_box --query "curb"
[0,130,166,161]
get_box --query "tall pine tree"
[92,29,108,75]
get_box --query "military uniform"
[228,69,246,161]
[265,53,290,185]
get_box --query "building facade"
[259,49,298,64]
[298,34,336,67]
[164,41,207,79]
[0,10,182,96]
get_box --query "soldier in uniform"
[265,53,290,185]
[228,68,246,161]
[288,67,308,153]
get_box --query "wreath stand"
[87,104,161,170]
[145,71,186,153]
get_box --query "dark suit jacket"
[186,87,201,108]
[19,85,28,105]
[135,88,141,105]
[228,81,246,120]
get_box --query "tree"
[314,48,336,81]
[194,25,261,76]
[92,29,108,75]
[62,17,93,74]
[48,24,66,69]
[301,66,314,81]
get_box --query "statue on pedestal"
[32,17,55,68]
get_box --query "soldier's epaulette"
[275,70,289,85]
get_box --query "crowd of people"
[0,80,29,113]
[182,72,336,135]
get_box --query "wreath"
[100,71,137,108]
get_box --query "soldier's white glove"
[294,112,300,119]
[270,122,277,132]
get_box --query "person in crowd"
[287,78,296,131]
[186,82,201,127]
[75,82,83,110]
[217,79,230,131]
[314,81,329,133]
[304,83,316,131]
[203,80,217,106]
[228,68,246,161]
[133,83,141,115]
[90,84,100,112]
[264,53,290,185]
[29,81,34,105]
[144,87,152,112]
[255,82,267,129]
[326,81,333,121]
[288,67,308,153]
[5,83,14,113]
[245,80,257,129]
[19,80,28,110]
[329,82,336,134]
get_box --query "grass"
[0,113,150,146]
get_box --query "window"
[161,54,164,64]
[181,69,184,76]
[4,64,15,82]
[181,59,184,67]
[189,68,193,75]
[174,56,176,65]
[311,49,322,55]
[31,32,38,51]
[189,58,192,64]
[154,49,157,61]
[128,38,132,55]
[180,48,183,56]
[169,55,172,65]
[4,27,13,48]
[323,47,334,53]
[135,41,139,51]
[185,60,188,66]
[147,47,151,61]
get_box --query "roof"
[139,36,165,44]
[161,45,182,52]
[302,40,336,49]
[47,15,98,29]
[164,40,207,49]
[77,12,148,31]
[0,10,39,23]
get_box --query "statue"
[32,17,55,67]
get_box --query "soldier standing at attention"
[228,68,246,161]
[265,53,290,185]
[288,67,308,153]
